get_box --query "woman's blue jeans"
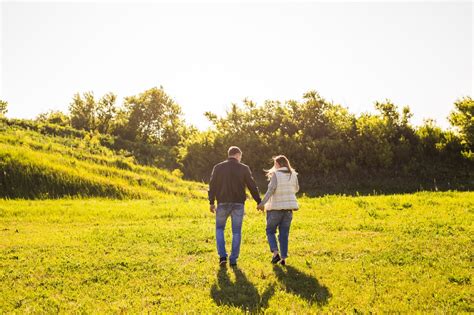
[215,203,245,264]
[266,210,293,259]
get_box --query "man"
[209,146,262,267]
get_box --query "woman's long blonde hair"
[265,155,296,180]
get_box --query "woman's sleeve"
[295,175,300,193]
[259,173,278,205]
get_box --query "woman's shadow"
[273,265,331,306]
[210,265,330,311]
[210,266,275,313]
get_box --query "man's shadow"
[273,265,331,306]
[210,266,275,313]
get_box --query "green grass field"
[1,192,472,313]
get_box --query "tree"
[36,110,70,126]
[0,100,8,117]
[96,92,117,134]
[178,129,225,181]
[68,91,119,134]
[69,92,97,131]
[355,113,393,170]
[449,96,474,149]
[123,87,184,145]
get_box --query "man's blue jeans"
[216,203,245,264]
[266,210,293,259]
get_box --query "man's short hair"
[228,146,242,156]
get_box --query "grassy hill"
[0,120,206,199]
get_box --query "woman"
[257,155,299,265]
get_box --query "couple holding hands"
[208,146,299,267]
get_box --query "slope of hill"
[0,120,206,199]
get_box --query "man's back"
[208,157,261,205]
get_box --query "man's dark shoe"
[271,254,281,264]
[219,257,227,267]
[230,261,237,267]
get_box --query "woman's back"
[265,168,299,211]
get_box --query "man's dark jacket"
[208,158,262,205]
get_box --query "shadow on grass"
[210,266,275,312]
[273,265,331,306]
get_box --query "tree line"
[1,87,473,194]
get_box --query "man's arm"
[208,165,218,207]
[244,166,262,204]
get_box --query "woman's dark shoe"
[280,259,286,266]
[219,257,227,267]
[271,254,281,264]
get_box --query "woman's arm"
[295,175,300,193]
[259,173,278,206]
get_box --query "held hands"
[210,203,263,213]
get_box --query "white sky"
[1,1,473,129]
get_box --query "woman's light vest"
[265,170,299,211]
